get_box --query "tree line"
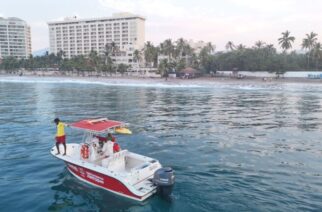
[1,30,322,76]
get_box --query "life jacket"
[113,143,120,153]
[81,144,89,159]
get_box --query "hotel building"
[0,17,32,59]
[48,13,145,65]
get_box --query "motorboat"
[50,118,175,201]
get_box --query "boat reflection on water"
[48,169,147,212]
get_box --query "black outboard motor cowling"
[153,167,175,196]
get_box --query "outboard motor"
[153,167,175,196]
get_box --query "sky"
[1,0,322,52]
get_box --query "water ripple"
[2,79,322,211]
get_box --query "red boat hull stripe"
[66,162,141,199]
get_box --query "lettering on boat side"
[79,167,86,177]
[68,164,78,172]
[86,172,104,184]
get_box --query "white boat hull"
[51,143,162,201]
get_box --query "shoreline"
[1,73,322,87]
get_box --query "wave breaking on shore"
[1,76,322,92]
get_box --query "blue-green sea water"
[1,77,322,211]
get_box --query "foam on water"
[2,75,322,94]
[0,76,205,88]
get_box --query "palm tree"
[174,38,195,67]
[225,41,235,51]
[175,38,186,59]
[110,41,119,57]
[133,49,142,70]
[266,44,274,49]
[27,54,34,70]
[302,38,310,68]
[236,44,246,51]
[158,59,169,78]
[254,40,266,49]
[161,39,174,62]
[183,43,194,66]
[265,44,276,55]
[306,32,318,48]
[206,42,215,54]
[278,30,295,53]
[102,44,113,75]
[313,42,322,69]
[302,32,318,68]
[103,43,111,65]
[56,50,65,67]
[199,43,215,72]
[88,50,99,73]
[144,41,157,67]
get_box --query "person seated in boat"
[100,134,121,154]
[94,133,118,156]
[107,133,116,142]
[106,133,120,153]
[95,133,116,143]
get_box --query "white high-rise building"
[48,13,145,65]
[0,17,32,59]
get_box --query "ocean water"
[1,77,322,211]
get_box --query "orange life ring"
[81,144,89,159]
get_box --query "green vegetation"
[1,31,322,76]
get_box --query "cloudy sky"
[1,0,321,52]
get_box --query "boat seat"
[131,162,150,172]
[113,150,128,158]
[101,150,128,170]
[101,141,114,157]
[102,157,111,167]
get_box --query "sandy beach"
[1,72,322,87]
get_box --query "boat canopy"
[70,118,125,134]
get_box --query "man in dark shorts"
[54,118,67,155]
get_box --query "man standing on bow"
[54,118,67,155]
